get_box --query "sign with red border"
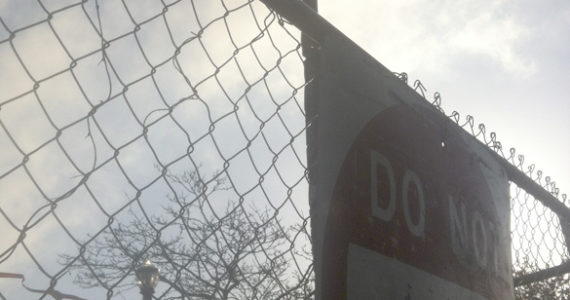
[309,34,513,300]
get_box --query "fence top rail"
[262,0,568,221]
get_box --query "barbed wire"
[396,72,570,295]
[0,1,567,299]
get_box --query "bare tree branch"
[61,168,314,299]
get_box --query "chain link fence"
[0,0,313,299]
[408,75,570,298]
[0,0,568,299]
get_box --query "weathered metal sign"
[309,33,514,299]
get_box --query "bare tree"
[61,168,314,299]
[514,257,570,300]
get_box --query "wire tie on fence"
[518,154,525,167]
[433,92,441,106]
[196,28,204,38]
[78,172,90,186]
[493,141,502,151]
[466,116,475,132]
[478,123,486,134]
[509,147,516,159]
[17,231,26,243]
[527,164,535,175]
[451,111,460,123]
[88,102,101,117]
[413,80,426,97]
[222,161,230,172]
[78,244,86,256]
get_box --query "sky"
[320,0,570,196]
[0,0,569,299]
[318,0,570,277]
[0,0,311,299]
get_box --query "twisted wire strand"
[0,2,566,299]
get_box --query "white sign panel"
[347,244,489,300]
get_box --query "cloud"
[442,3,536,76]
[321,0,536,78]
[2,2,310,296]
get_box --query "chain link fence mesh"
[0,1,568,299]
[1,0,313,299]
[407,75,570,297]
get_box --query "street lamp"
[136,260,159,300]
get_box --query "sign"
[308,34,513,299]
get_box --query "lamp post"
[135,260,159,300]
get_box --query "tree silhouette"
[61,168,314,299]
[514,257,570,300]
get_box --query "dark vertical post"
[300,0,319,203]
[299,2,320,299]
[140,287,153,300]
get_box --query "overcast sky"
[320,0,570,195]
[0,0,311,298]
[0,0,569,299]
